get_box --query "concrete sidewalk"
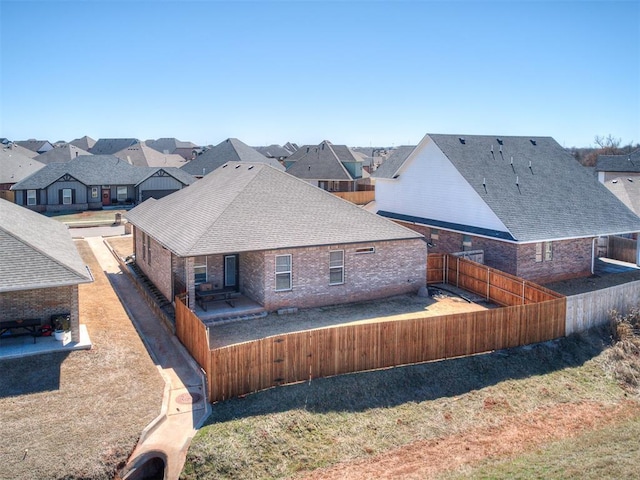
[84,236,210,480]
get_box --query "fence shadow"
[0,350,72,398]
[203,326,609,425]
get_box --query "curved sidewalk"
[84,236,210,480]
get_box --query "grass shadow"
[0,350,72,397]
[204,327,610,424]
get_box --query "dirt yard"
[0,240,164,480]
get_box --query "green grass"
[182,328,637,480]
[445,414,640,480]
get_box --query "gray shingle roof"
[254,145,293,158]
[0,147,45,184]
[90,138,139,155]
[11,155,195,190]
[596,149,640,173]
[126,162,423,257]
[114,142,187,168]
[181,138,284,176]
[69,135,96,151]
[15,140,52,153]
[372,146,416,178]
[602,176,640,217]
[285,141,359,180]
[0,199,93,291]
[426,134,640,241]
[146,138,198,154]
[35,144,92,164]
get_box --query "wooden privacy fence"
[427,253,563,306]
[332,191,376,205]
[175,270,566,404]
[608,236,637,264]
[566,280,640,335]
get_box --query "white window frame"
[544,242,553,261]
[91,186,99,198]
[329,250,345,285]
[194,256,207,285]
[117,186,128,202]
[275,254,292,291]
[62,188,72,205]
[535,242,543,263]
[27,190,36,206]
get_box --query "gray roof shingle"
[285,141,360,180]
[126,162,423,257]
[0,147,45,184]
[425,134,640,241]
[114,142,187,168]
[181,138,284,176]
[0,199,93,291]
[372,146,417,178]
[35,144,92,164]
[90,138,139,155]
[596,149,640,173]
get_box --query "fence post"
[522,280,526,305]
[486,267,490,301]
[457,257,460,288]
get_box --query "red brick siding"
[134,229,173,301]
[0,285,80,341]
[396,221,593,283]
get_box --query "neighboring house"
[0,198,93,343]
[11,155,195,212]
[373,134,640,284]
[125,162,426,313]
[181,138,284,177]
[372,145,415,178]
[69,135,97,151]
[285,140,366,192]
[146,138,199,161]
[114,141,187,168]
[595,150,640,216]
[35,144,92,164]
[0,145,45,201]
[90,138,139,155]
[15,139,54,154]
[253,144,295,162]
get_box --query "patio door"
[224,255,239,289]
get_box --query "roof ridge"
[326,143,354,179]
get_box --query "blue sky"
[1,0,638,148]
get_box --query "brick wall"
[241,251,265,305]
[397,221,593,283]
[516,237,593,283]
[257,238,427,311]
[0,285,80,341]
[134,228,173,301]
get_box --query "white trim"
[275,254,292,291]
[329,250,345,285]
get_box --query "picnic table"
[0,318,42,343]
[195,284,239,311]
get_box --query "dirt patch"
[298,400,638,480]
[0,240,164,480]
[108,235,134,261]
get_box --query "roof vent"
[497,138,503,145]
[459,137,465,144]
[248,165,254,170]
[482,177,487,193]
[628,178,633,182]
[321,143,325,150]
[306,147,310,153]
[612,179,618,183]
[529,160,533,174]
[222,164,227,168]
[235,164,241,169]
[530,139,537,146]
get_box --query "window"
[141,233,147,261]
[462,235,472,249]
[194,256,207,285]
[535,243,543,263]
[91,186,99,198]
[62,188,72,205]
[430,229,439,240]
[355,247,375,254]
[117,186,128,202]
[146,235,151,264]
[275,254,292,291]
[329,250,344,285]
[27,190,36,206]
[544,242,553,261]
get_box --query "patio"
[0,324,92,360]
[192,294,266,325]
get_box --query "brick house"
[125,162,427,313]
[11,155,195,212]
[373,134,640,284]
[0,199,93,343]
[285,140,367,192]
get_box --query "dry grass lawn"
[0,240,164,480]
